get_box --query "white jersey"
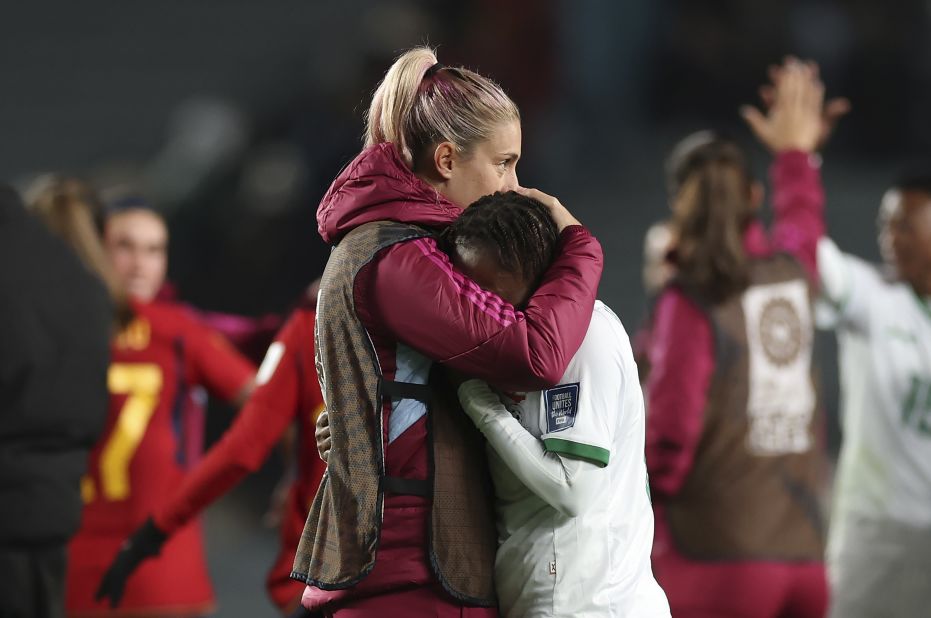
[459,301,669,618]
[817,238,931,537]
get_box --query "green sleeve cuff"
[543,438,610,468]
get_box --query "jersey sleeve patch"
[544,383,580,433]
[543,438,610,468]
[256,342,285,386]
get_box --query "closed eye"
[501,154,521,169]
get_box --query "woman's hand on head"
[514,186,581,233]
[740,57,828,154]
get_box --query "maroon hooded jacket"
[302,143,604,608]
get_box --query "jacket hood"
[317,143,462,244]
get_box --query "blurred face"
[879,189,931,291]
[451,243,531,308]
[642,221,677,297]
[104,209,168,303]
[435,119,521,209]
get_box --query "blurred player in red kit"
[66,198,256,618]
[95,281,327,615]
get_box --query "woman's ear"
[432,142,456,181]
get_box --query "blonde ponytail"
[27,176,133,329]
[364,46,519,169]
[365,47,438,165]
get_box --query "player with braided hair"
[319,191,670,617]
[438,190,560,303]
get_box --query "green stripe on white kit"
[543,438,610,467]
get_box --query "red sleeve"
[364,225,603,392]
[155,311,309,534]
[645,288,715,498]
[769,150,825,282]
[184,318,256,403]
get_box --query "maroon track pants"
[653,540,827,618]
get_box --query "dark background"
[3,1,928,614]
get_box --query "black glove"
[288,603,328,618]
[287,605,323,618]
[95,517,167,608]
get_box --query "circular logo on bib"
[759,297,802,365]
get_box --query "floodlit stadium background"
[3,1,929,614]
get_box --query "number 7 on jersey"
[82,363,163,502]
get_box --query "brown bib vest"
[665,254,825,561]
[291,221,498,606]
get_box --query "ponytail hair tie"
[424,62,445,78]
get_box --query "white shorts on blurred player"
[817,237,931,617]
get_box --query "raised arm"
[741,58,830,281]
[769,150,824,279]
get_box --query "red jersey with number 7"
[66,300,255,616]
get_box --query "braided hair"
[441,190,559,290]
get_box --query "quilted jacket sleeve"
[360,225,604,393]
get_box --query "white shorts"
[828,513,931,618]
